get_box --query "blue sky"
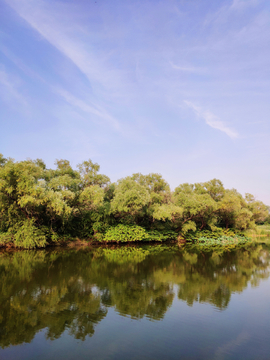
[0,0,269,204]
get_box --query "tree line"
[0,154,268,248]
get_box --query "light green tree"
[110,177,150,223]
[77,159,110,187]
[245,193,269,224]
[173,182,218,233]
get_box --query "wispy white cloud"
[5,0,124,129]
[55,88,120,130]
[231,0,262,10]
[0,45,45,83]
[0,66,27,106]
[169,61,205,73]
[203,0,263,30]
[5,0,123,91]
[184,100,238,139]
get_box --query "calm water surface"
[1,243,270,360]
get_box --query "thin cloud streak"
[231,0,262,10]
[55,88,120,130]
[5,0,123,91]
[5,0,123,130]
[0,67,27,106]
[169,61,206,73]
[5,1,91,78]
[184,100,238,139]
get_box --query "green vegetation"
[103,224,149,242]
[102,225,178,242]
[244,224,270,237]
[184,228,252,246]
[0,154,269,248]
[196,235,251,246]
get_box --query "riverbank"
[0,226,256,249]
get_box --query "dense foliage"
[0,154,268,248]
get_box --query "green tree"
[77,159,110,187]
[245,193,269,224]
[110,177,150,223]
[131,173,170,204]
[173,182,218,233]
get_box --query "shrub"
[13,220,47,249]
[196,235,251,246]
[104,224,149,242]
[185,228,237,242]
[93,232,104,241]
[146,230,178,242]
[0,232,13,247]
[103,225,178,242]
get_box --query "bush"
[13,220,47,249]
[93,232,105,241]
[146,230,178,242]
[103,225,178,243]
[104,224,149,242]
[0,232,13,247]
[196,235,251,246]
[185,228,237,242]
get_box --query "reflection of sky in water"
[0,244,270,360]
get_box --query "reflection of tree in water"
[177,245,270,309]
[0,244,269,348]
[0,251,107,347]
[102,247,174,319]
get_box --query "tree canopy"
[0,154,268,248]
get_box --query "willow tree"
[0,158,72,247]
[173,182,218,233]
[245,193,269,224]
[110,177,150,224]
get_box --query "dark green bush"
[146,230,177,242]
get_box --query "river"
[0,242,270,359]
